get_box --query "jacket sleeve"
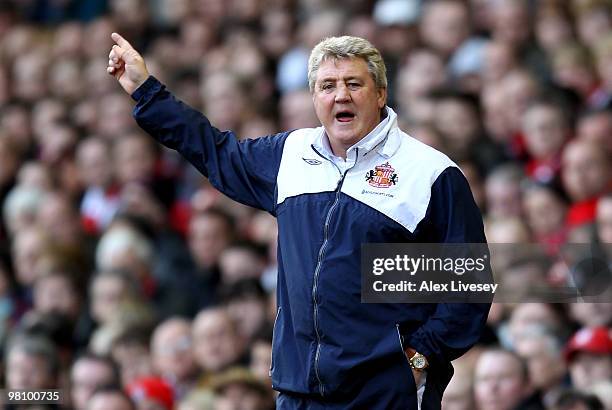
[131,76,288,213]
[407,166,492,366]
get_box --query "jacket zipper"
[269,307,281,377]
[313,171,346,396]
[310,145,356,396]
[396,323,409,364]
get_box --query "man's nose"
[335,84,351,103]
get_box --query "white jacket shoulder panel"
[277,127,340,205]
[341,129,458,232]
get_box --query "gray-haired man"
[108,33,490,409]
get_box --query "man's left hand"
[412,368,424,387]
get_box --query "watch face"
[413,356,427,369]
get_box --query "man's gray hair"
[5,335,60,379]
[308,36,387,92]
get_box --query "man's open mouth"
[335,111,355,122]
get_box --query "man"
[87,386,136,410]
[70,353,120,410]
[5,336,59,390]
[150,317,198,399]
[564,327,612,391]
[562,139,611,227]
[473,348,537,410]
[210,367,275,410]
[108,33,490,409]
[514,326,568,408]
[191,307,245,377]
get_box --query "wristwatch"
[405,347,429,371]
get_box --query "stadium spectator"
[4,335,59,389]
[564,327,612,392]
[87,386,136,410]
[561,140,611,227]
[473,348,541,410]
[514,326,569,408]
[76,136,120,234]
[210,367,275,410]
[521,99,569,184]
[150,317,198,399]
[192,307,245,382]
[70,353,121,410]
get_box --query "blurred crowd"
[0,0,610,409]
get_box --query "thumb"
[112,44,139,64]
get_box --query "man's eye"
[322,84,333,90]
[348,82,361,89]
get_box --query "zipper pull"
[336,172,347,191]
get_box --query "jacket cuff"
[404,328,438,367]
[131,75,161,101]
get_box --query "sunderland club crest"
[365,162,398,188]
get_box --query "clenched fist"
[107,32,149,95]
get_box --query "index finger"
[111,32,134,50]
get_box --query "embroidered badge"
[365,162,398,188]
[302,158,322,165]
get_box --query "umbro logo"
[303,158,322,165]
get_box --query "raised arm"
[107,33,288,213]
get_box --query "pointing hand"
[107,32,149,95]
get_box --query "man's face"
[71,359,116,410]
[90,275,128,324]
[509,303,559,344]
[492,1,529,47]
[36,194,80,246]
[215,384,268,410]
[227,298,267,341]
[474,351,529,410]
[88,392,134,410]
[514,337,565,390]
[484,178,521,219]
[522,105,566,160]
[421,1,470,57]
[570,303,612,327]
[192,310,241,372]
[114,135,156,185]
[77,139,113,188]
[34,274,80,319]
[578,113,612,153]
[6,349,53,389]
[112,343,153,386]
[435,99,478,152]
[312,57,386,157]
[151,321,196,381]
[562,142,610,202]
[188,214,230,269]
[523,188,565,235]
[569,352,612,390]
[13,229,45,286]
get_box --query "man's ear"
[377,87,387,109]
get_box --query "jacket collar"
[312,106,401,162]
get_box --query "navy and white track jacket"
[132,76,491,408]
